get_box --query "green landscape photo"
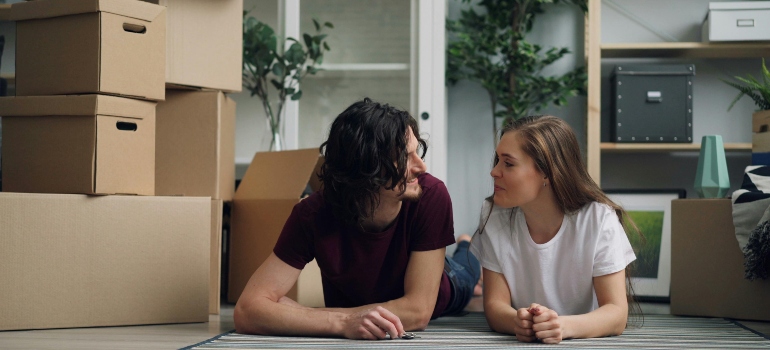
[625,210,664,279]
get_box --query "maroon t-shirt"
[273,173,456,318]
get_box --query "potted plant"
[446,0,588,141]
[724,58,770,131]
[242,11,332,151]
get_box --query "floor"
[0,299,767,350]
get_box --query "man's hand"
[512,307,536,342]
[341,306,405,340]
[529,303,564,344]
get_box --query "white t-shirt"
[469,200,636,316]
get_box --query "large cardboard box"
[0,193,210,331]
[210,199,224,315]
[155,90,235,200]
[0,95,156,195]
[671,199,770,321]
[143,0,242,92]
[228,149,325,306]
[11,0,165,101]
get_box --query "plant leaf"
[272,63,284,77]
[291,90,303,100]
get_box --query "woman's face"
[490,131,547,208]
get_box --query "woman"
[470,115,639,344]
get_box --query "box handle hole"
[737,19,755,28]
[123,23,147,34]
[116,122,138,131]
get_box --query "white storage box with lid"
[702,1,770,42]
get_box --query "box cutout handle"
[646,91,662,103]
[123,23,147,34]
[116,122,138,131]
[737,19,754,28]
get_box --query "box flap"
[234,149,322,201]
[0,4,10,21]
[0,95,155,119]
[11,0,164,22]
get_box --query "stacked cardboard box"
[0,0,242,329]
[146,0,242,315]
[2,0,166,195]
[155,89,237,315]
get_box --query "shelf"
[306,64,410,79]
[602,42,770,59]
[600,142,752,153]
[316,63,409,71]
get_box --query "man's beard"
[399,185,423,202]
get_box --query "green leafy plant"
[724,58,770,112]
[447,0,588,139]
[242,11,333,151]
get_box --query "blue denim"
[441,241,481,316]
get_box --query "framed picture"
[605,189,686,302]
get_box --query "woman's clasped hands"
[513,303,564,344]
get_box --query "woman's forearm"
[561,303,627,339]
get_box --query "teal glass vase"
[694,135,730,198]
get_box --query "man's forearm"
[235,296,346,336]
[270,297,426,331]
[324,296,433,331]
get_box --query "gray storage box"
[702,1,770,42]
[612,64,695,143]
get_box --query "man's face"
[382,126,427,202]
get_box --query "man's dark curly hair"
[318,98,427,227]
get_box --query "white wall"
[446,0,756,236]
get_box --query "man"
[234,98,480,340]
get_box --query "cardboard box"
[228,149,325,306]
[702,1,770,42]
[0,95,156,195]
[752,110,770,165]
[210,199,223,315]
[11,0,166,101]
[155,90,235,200]
[0,192,210,331]
[671,199,770,321]
[142,0,242,92]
